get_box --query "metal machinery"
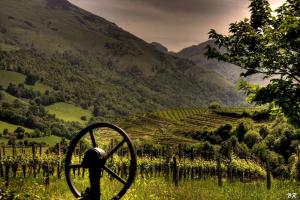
[65,123,137,200]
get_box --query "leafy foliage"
[207,0,300,127]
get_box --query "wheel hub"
[82,148,107,168]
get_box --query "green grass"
[1,175,299,200]
[0,120,33,133]
[0,91,28,104]
[46,102,92,124]
[27,81,53,94]
[0,135,63,146]
[0,43,19,51]
[0,70,25,89]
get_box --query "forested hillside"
[0,0,244,124]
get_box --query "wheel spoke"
[103,165,127,185]
[69,164,82,169]
[89,130,97,147]
[106,139,125,158]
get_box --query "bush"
[8,138,16,145]
[16,132,24,139]
[25,73,39,85]
[215,124,232,141]
[234,122,248,142]
[244,130,262,148]
[80,116,87,121]
[259,126,269,138]
[200,142,215,160]
[3,128,9,136]
[208,101,221,109]
[236,142,250,159]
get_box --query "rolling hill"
[0,0,244,123]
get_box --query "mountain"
[178,40,266,85]
[151,42,168,53]
[0,0,244,121]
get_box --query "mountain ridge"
[0,0,244,121]
[177,40,267,85]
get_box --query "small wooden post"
[40,145,42,157]
[12,144,15,159]
[266,161,271,190]
[217,156,222,187]
[172,156,179,187]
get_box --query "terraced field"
[119,107,261,145]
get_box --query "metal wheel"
[65,123,137,200]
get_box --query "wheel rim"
[65,123,137,199]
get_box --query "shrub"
[244,130,262,148]
[234,122,248,142]
[259,126,269,138]
[208,101,221,109]
[3,128,9,136]
[80,116,87,121]
[236,142,250,159]
[25,73,39,85]
[215,124,232,141]
[200,142,215,160]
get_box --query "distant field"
[0,70,26,88]
[27,81,53,94]
[0,43,19,51]
[0,70,53,94]
[46,102,92,124]
[0,91,28,104]
[0,120,33,133]
[0,135,63,146]
[154,108,206,121]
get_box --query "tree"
[235,122,248,142]
[207,0,300,127]
[3,128,9,136]
[15,127,25,139]
[25,73,39,85]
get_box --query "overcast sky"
[68,0,285,52]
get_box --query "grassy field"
[1,175,298,200]
[0,70,26,88]
[0,135,63,146]
[27,81,53,94]
[46,102,92,124]
[0,91,28,105]
[0,70,52,94]
[0,120,33,133]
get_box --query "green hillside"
[0,0,244,122]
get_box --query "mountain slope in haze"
[151,42,169,54]
[0,0,244,121]
[178,40,266,85]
